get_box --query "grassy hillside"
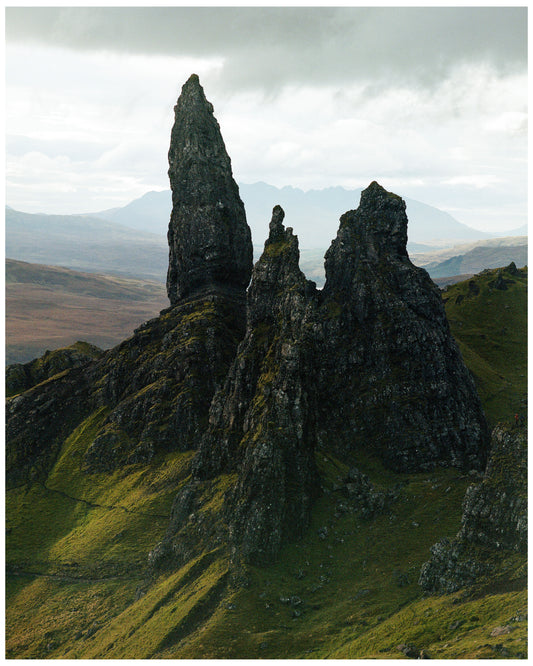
[443,264,527,425]
[6,259,168,364]
[5,267,527,659]
[6,443,526,659]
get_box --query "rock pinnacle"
[166,74,253,305]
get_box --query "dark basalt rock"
[5,341,102,398]
[317,181,490,471]
[193,206,318,478]
[156,183,491,569]
[6,366,94,487]
[459,426,527,552]
[343,467,400,519]
[166,74,253,305]
[221,211,320,565]
[153,207,321,567]
[419,425,527,593]
[83,296,246,471]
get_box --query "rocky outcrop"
[5,341,102,398]
[6,296,248,482]
[83,296,246,470]
[216,209,321,565]
[166,74,253,305]
[6,76,492,575]
[6,366,94,487]
[151,207,321,567]
[6,75,252,480]
[341,467,400,519]
[151,182,492,569]
[316,181,490,471]
[419,425,527,593]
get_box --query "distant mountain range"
[422,241,528,279]
[6,183,527,286]
[6,206,168,282]
[94,183,526,249]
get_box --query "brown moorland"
[6,258,168,364]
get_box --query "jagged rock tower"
[166,74,253,305]
[150,206,323,570]
[318,181,490,471]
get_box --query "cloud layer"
[5,7,528,232]
[6,7,526,92]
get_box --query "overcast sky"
[5,6,528,232]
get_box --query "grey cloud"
[6,7,527,92]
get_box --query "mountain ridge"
[88,183,499,248]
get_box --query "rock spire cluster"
[149,78,489,566]
[6,75,491,572]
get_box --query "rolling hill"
[5,207,168,282]
[419,239,528,279]
[6,259,168,364]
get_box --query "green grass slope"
[443,264,527,425]
[6,447,526,659]
[6,267,527,659]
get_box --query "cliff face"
[166,74,253,305]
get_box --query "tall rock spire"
[166,74,253,305]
